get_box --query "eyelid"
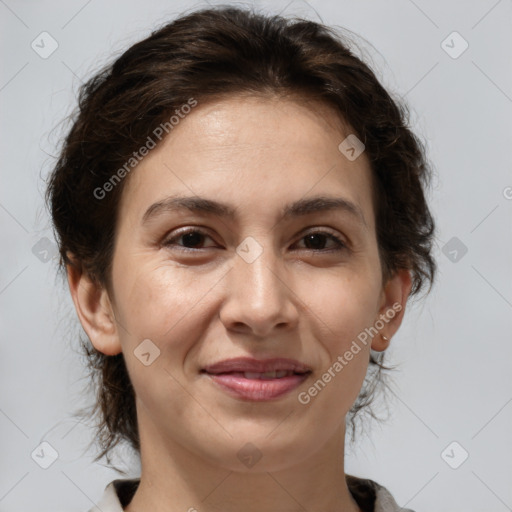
[293,228,348,251]
[162,226,348,253]
[163,227,217,248]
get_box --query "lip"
[202,357,312,374]
[201,357,312,401]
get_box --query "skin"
[68,94,412,512]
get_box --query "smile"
[201,357,312,401]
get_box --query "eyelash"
[162,228,348,253]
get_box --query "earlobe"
[371,269,413,352]
[66,258,122,356]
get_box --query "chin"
[192,428,321,474]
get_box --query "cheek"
[296,272,377,420]
[299,268,381,355]
[112,261,218,417]
[112,258,225,348]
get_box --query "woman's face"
[83,95,410,472]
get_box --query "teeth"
[243,370,293,379]
[244,371,265,379]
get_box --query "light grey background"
[1,0,511,511]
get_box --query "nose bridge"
[220,236,297,335]
[234,237,284,305]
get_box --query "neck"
[125,407,361,512]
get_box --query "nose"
[218,241,300,338]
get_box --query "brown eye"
[295,231,347,252]
[163,229,216,250]
[180,231,206,248]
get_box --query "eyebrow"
[142,194,367,228]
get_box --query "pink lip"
[202,357,312,374]
[201,357,312,401]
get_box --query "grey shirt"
[87,476,414,512]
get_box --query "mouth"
[201,357,312,401]
[214,370,304,379]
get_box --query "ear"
[66,257,122,356]
[371,268,413,352]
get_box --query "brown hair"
[46,5,436,466]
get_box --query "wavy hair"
[46,5,436,467]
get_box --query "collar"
[88,475,414,512]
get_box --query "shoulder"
[346,474,415,512]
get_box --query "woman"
[46,5,436,512]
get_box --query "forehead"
[117,95,376,231]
